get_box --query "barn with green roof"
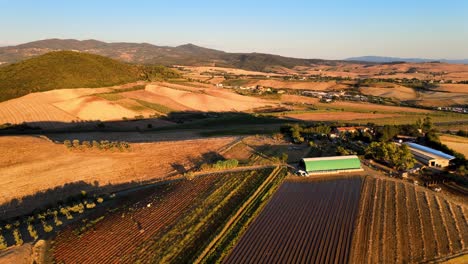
[299,155,362,175]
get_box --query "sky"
[1,0,467,59]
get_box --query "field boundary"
[194,166,285,263]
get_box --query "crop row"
[350,177,468,263]
[52,167,277,263]
[225,177,363,264]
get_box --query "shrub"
[0,230,7,250]
[68,203,85,214]
[60,207,73,220]
[82,141,92,148]
[13,229,23,245]
[42,221,53,233]
[28,223,38,240]
[72,139,80,148]
[92,140,101,149]
[53,211,63,226]
[64,140,72,148]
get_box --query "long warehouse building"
[300,155,363,175]
[404,142,455,168]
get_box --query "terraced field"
[225,176,363,264]
[350,177,468,263]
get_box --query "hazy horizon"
[1,0,468,60]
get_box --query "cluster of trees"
[456,130,468,137]
[281,123,331,143]
[64,139,130,151]
[0,194,104,249]
[365,142,415,171]
[200,159,239,171]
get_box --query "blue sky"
[1,0,467,59]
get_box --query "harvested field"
[280,94,319,105]
[440,135,468,157]
[283,112,399,121]
[0,83,150,128]
[350,177,468,263]
[0,135,235,217]
[226,176,363,264]
[319,101,431,113]
[248,80,344,90]
[0,80,271,129]
[143,83,271,112]
[53,96,140,120]
[359,85,417,100]
[437,84,468,94]
[52,167,280,263]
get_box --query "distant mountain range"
[346,56,468,64]
[0,39,331,71]
[1,39,467,71]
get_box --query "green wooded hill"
[0,51,179,102]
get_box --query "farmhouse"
[404,142,455,168]
[299,155,363,175]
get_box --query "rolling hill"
[0,39,331,71]
[0,51,179,102]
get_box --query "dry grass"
[360,84,417,101]
[283,112,399,121]
[440,135,468,157]
[0,135,235,214]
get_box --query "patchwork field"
[350,177,468,263]
[52,167,283,263]
[226,177,362,264]
[440,134,468,157]
[0,135,235,218]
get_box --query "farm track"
[350,177,468,263]
[225,177,363,264]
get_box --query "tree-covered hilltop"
[0,51,180,102]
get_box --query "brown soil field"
[280,94,319,104]
[292,62,468,81]
[350,177,468,263]
[53,96,140,120]
[180,66,279,77]
[226,177,363,263]
[52,167,278,263]
[143,83,271,112]
[437,84,468,94]
[360,84,417,101]
[222,136,310,165]
[0,135,235,217]
[323,101,431,113]
[0,81,273,129]
[440,135,468,157]
[249,80,345,90]
[283,112,399,121]
[411,91,468,107]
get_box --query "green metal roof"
[301,156,361,172]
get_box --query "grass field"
[440,135,468,157]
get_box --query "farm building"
[404,142,455,168]
[299,155,363,175]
